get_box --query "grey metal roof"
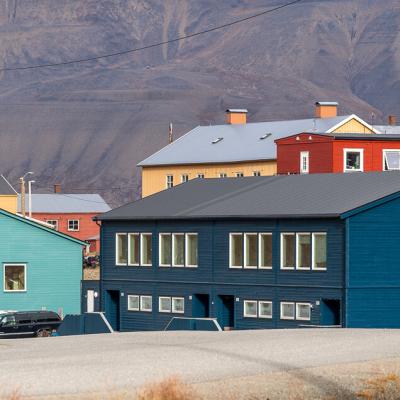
[138,116,352,166]
[0,174,17,195]
[374,125,400,135]
[17,194,111,213]
[97,172,400,221]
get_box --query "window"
[219,173,227,178]
[140,233,152,266]
[140,296,153,312]
[312,233,327,270]
[185,233,198,267]
[116,233,128,265]
[243,300,257,317]
[172,233,185,267]
[383,150,400,171]
[244,233,258,268]
[344,149,363,172]
[127,295,139,311]
[159,297,172,313]
[253,171,261,176]
[281,233,295,270]
[296,233,311,270]
[128,233,140,266]
[4,264,26,292]
[300,151,309,174]
[236,172,244,177]
[46,220,58,230]
[159,234,172,267]
[259,233,272,269]
[259,301,272,318]
[229,233,243,268]
[166,175,174,189]
[197,174,205,179]
[296,303,311,321]
[68,220,79,231]
[280,302,295,320]
[181,174,189,183]
[172,297,185,313]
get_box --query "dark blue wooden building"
[94,172,400,331]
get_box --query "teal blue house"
[0,209,86,316]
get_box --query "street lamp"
[28,180,35,218]
[20,171,34,217]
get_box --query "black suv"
[0,311,61,338]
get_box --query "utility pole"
[169,122,173,144]
[20,177,26,217]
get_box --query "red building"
[18,185,110,254]
[276,132,400,175]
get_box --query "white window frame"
[159,233,172,267]
[300,151,309,174]
[258,233,273,269]
[115,233,128,266]
[280,302,295,320]
[382,149,400,171]
[219,173,227,178]
[140,233,152,266]
[258,301,273,319]
[312,233,327,271]
[172,233,185,268]
[280,233,295,270]
[236,172,244,177]
[140,295,153,312]
[197,173,205,179]
[159,296,172,313]
[3,263,27,293]
[166,175,174,189]
[244,233,258,269]
[185,233,198,268]
[296,302,311,321]
[181,174,189,183]
[128,233,140,266]
[296,233,311,270]
[243,300,258,318]
[253,171,261,176]
[68,219,80,232]
[229,233,243,269]
[46,220,59,230]
[172,297,185,314]
[127,295,140,311]
[343,148,364,172]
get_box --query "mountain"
[0,0,399,206]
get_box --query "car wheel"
[36,329,51,337]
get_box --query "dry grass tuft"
[356,373,400,400]
[3,389,21,400]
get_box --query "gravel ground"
[1,329,400,399]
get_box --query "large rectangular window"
[140,296,153,312]
[312,233,327,270]
[116,233,128,265]
[383,150,400,171]
[296,303,311,321]
[172,233,185,267]
[243,300,258,317]
[127,295,139,311]
[128,295,152,312]
[159,234,172,267]
[281,233,295,269]
[128,233,140,266]
[185,233,198,267]
[259,301,272,319]
[229,233,243,268]
[244,233,258,268]
[280,302,295,320]
[259,233,272,269]
[140,233,152,266]
[344,148,363,172]
[172,297,185,314]
[296,233,311,270]
[159,297,171,313]
[4,264,26,292]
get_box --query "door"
[217,295,235,330]
[192,294,210,318]
[105,290,120,331]
[320,299,341,326]
[87,290,95,313]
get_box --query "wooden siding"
[0,195,17,214]
[100,218,345,331]
[333,118,374,134]
[141,160,277,197]
[346,196,400,328]
[0,213,83,315]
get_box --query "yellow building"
[139,102,378,197]
[0,174,18,213]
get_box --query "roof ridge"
[174,176,285,216]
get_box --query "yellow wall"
[0,195,18,213]
[142,160,277,197]
[333,118,373,133]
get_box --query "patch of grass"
[356,373,400,400]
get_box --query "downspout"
[95,219,103,312]
[344,218,350,328]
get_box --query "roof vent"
[212,137,223,144]
[259,133,272,140]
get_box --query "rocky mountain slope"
[0,0,398,205]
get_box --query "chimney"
[388,115,397,126]
[226,109,248,124]
[54,184,61,194]
[315,102,338,119]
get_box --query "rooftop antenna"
[168,122,173,144]
[370,112,375,128]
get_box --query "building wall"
[0,195,18,214]
[0,213,83,315]
[346,196,400,328]
[333,118,374,134]
[141,160,277,197]
[100,218,344,331]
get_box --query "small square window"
[296,303,311,321]
[344,149,363,172]
[243,300,257,318]
[46,220,58,230]
[259,301,272,318]
[140,296,152,312]
[4,264,26,292]
[280,302,295,320]
[68,220,79,231]
[127,295,139,311]
[172,297,185,314]
[159,297,171,313]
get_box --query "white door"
[87,290,95,313]
[300,151,309,174]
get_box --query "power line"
[0,0,303,72]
